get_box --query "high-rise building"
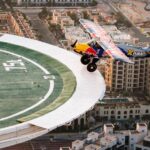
[104,57,148,93]
[146,58,150,96]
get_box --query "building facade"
[94,98,150,122]
[104,57,148,93]
[16,0,93,6]
[54,0,93,6]
[55,98,150,133]
[135,135,150,150]
[17,0,48,5]
[146,59,150,96]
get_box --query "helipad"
[0,34,105,148]
[0,41,76,128]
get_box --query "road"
[23,11,59,45]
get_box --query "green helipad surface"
[0,42,76,128]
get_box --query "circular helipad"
[0,41,76,128]
[0,34,105,149]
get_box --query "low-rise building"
[71,123,149,150]
[64,26,90,43]
[52,0,93,6]
[135,135,150,150]
[87,132,99,143]
[16,0,93,6]
[17,0,48,6]
[72,140,84,150]
[100,12,117,25]
[84,144,100,150]
[0,12,36,39]
[102,25,133,44]
[61,26,90,49]
[95,98,150,121]
[60,17,74,29]
[51,10,68,25]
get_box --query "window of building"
[125,136,129,145]
[117,116,120,119]
[111,110,114,114]
[124,116,127,118]
[130,110,133,114]
[129,115,133,118]
[111,116,115,119]
[118,111,121,115]
[96,111,99,115]
[124,111,127,114]
[118,71,123,74]
[135,110,140,114]
[104,111,108,115]
[145,109,149,113]
[135,115,140,119]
